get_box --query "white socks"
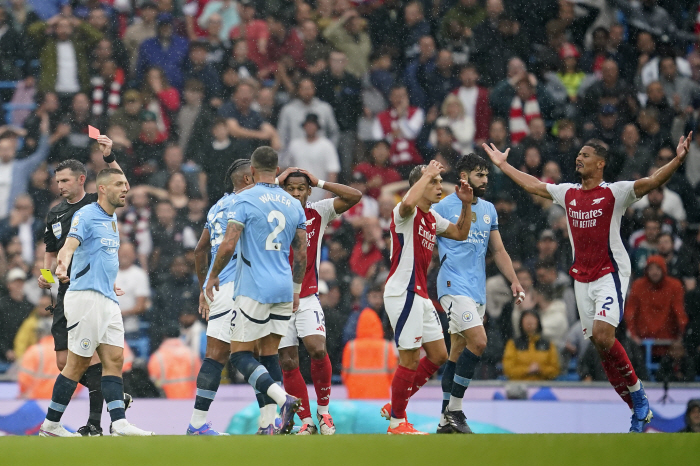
[317,405,329,415]
[267,384,288,406]
[628,380,641,393]
[190,409,208,429]
[447,395,463,412]
[261,404,277,427]
[389,417,405,429]
[439,414,448,426]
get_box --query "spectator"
[613,123,653,182]
[0,195,43,263]
[184,40,223,105]
[300,19,331,76]
[353,141,402,199]
[123,1,158,68]
[472,12,530,87]
[116,242,151,335]
[0,268,34,363]
[606,0,696,46]
[315,51,363,177]
[287,113,340,202]
[140,67,181,140]
[201,13,232,73]
[372,84,425,175]
[20,91,60,157]
[580,59,633,126]
[426,50,459,111]
[680,399,700,432]
[149,203,197,282]
[219,81,279,157]
[148,325,201,398]
[227,39,258,81]
[404,35,436,110]
[533,259,577,326]
[503,310,560,380]
[491,192,535,264]
[441,0,486,42]
[531,284,569,350]
[341,306,397,399]
[625,255,688,349]
[323,9,372,79]
[578,320,648,382]
[402,1,431,64]
[136,13,189,91]
[120,187,153,272]
[342,172,380,229]
[110,90,144,142]
[87,7,129,72]
[198,118,238,202]
[0,117,49,219]
[265,11,306,78]
[27,14,102,99]
[178,79,216,160]
[229,0,269,74]
[430,94,475,155]
[17,317,59,399]
[656,232,698,291]
[0,5,25,107]
[629,215,662,276]
[634,181,687,225]
[12,292,52,356]
[349,217,387,278]
[179,306,206,358]
[197,0,239,41]
[644,81,675,131]
[657,340,696,383]
[278,77,339,151]
[90,59,124,121]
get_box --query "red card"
[88,125,100,139]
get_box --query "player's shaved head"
[251,146,278,173]
[96,168,125,187]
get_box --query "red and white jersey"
[385,204,449,299]
[292,199,339,298]
[546,181,640,283]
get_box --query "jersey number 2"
[266,210,285,251]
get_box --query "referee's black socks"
[79,363,104,429]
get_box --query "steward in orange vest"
[18,335,61,399]
[148,335,201,398]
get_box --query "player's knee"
[308,346,327,360]
[429,350,448,367]
[279,354,299,372]
[591,328,614,351]
[471,339,487,357]
[56,359,66,371]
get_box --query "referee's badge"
[52,222,62,239]
[111,221,116,232]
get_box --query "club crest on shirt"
[483,214,491,225]
[52,222,62,239]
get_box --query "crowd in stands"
[1,0,700,394]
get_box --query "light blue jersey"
[204,193,239,290]
[67,203,120,302]
[434,194,498,304]
[228,183,306,304]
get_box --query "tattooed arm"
[291,228,307,312]
[205,221,243,301]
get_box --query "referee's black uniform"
[44,192,98,351]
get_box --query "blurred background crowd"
[0,0,699,398]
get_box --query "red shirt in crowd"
[353,163,402,199]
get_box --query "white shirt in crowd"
[288,136,341,203]
[633,187,687,222]
[55,41,80,93]
[116,264,151,334]
[0,163,12,219]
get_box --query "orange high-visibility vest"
[341,309,398,399]
[18,336,61,399]
[148,338,201,398]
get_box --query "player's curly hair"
[455,153,489,177]
[283,170,312,187]
[583,139,608,162]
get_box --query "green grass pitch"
[2,434,699,466]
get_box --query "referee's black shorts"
[51,291,68,352]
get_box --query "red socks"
[599,339,639,409]
[411,357,440,396]
[310,355,332,407]
[282,367,310,420]
[390,365,416,420]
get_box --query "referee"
[38,136,128,436]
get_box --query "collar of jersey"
[95,202,112,217]
[256,182,280,188]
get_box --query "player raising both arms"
[383,160,474,435]
[186,159,254,435]
[38,135,131,436]
[206,147,307,435]
[433,153,524,434]
[40,151,153,436]
[277,167,362,435]
[482,132,693,433]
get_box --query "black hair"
[455,153,489,177]
[224,158,251,191]
[519,309,543,336]
[583,139,608,162]
[251,146,278,172]
[284,170,312,187]
[408,165,426,187]
[55,159,87,177]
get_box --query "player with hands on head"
[186,159,254,436]
[40,150,154,437]
[277,166,362,435]
[205,146,308,435]
[482,131,693,433]
[382,159,474,435]
[432,153,524,434]
[38,134,130,437]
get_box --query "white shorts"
[64,290,124,358]
[231,295,293,343]
[279,295,326,349]
[440,295,486,334]
[205,281,235,344]
[574,273,630,339]
[385,291,444,350]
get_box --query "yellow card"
[40,269,55,284]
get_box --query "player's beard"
[471,182,486,198]
[108,191,126,208]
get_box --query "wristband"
[316,180,325,189]
[103,153,115,163]
[293,283,302,294]
[275,177,279,185]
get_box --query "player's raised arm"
[399,160,444,218]
[55,237,80,283]
[206,221,243,301]
[482,143,552,199]
[438,180,474,241]
[97,135,126,180]
[633,131,693,198]
[194,228,212,318]
[291,227,308,313]
[296,168,362,214]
